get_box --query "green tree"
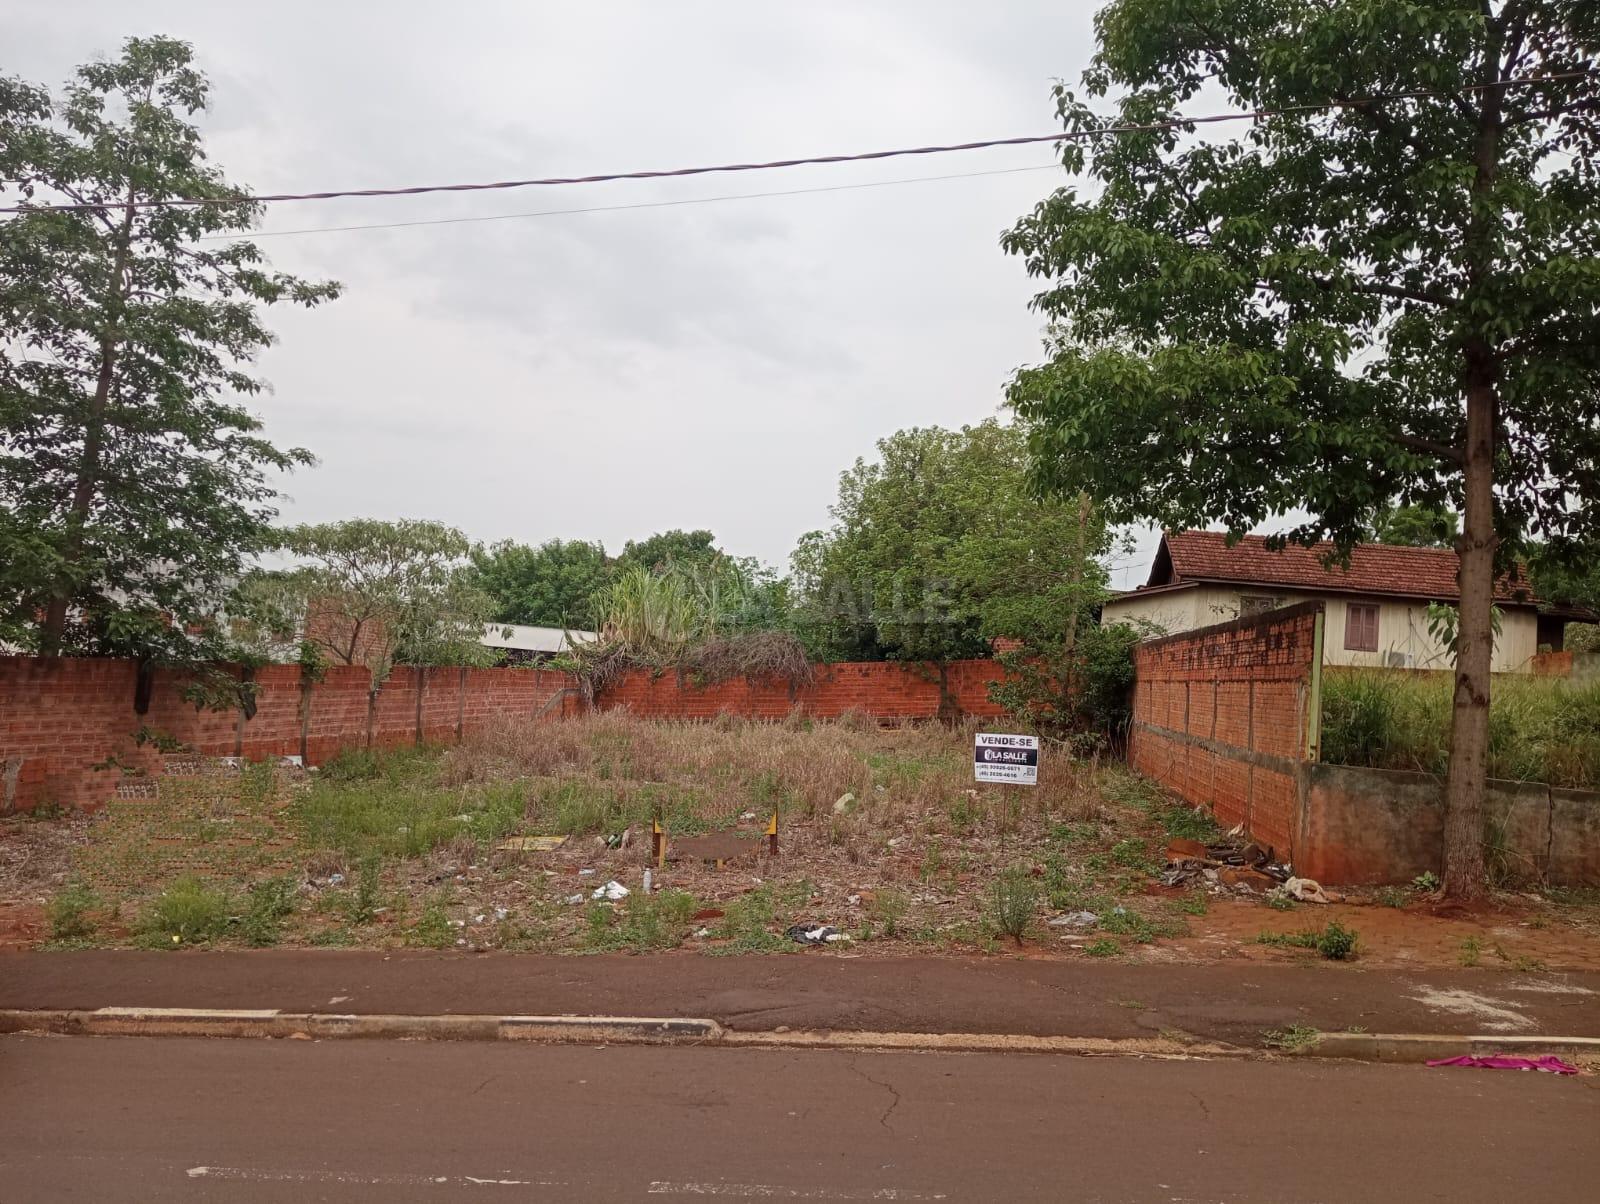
[615,529,721,574]
[233,519,497,682]
[1004,1,1600,898]
[470,537,608,629]
[0,37,339,659]
[1371,504,1459,549]
[794,420,1111,715]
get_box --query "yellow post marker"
[652,814,665,869]
[766,811,779,856]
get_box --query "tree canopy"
[0,37,338,661]
[233,519,496,682]
[1004,0,1600,896]
[470,537,608,630]
[793,420,1112,668]
[1370,504,1459,549]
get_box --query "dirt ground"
[4,715,1599,969]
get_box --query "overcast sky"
[12,1,1161,587]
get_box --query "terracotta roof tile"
[1157,530,1536,604]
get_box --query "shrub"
[241,876,298,947]
[1256,921,1359,960]
[140,876,232,946]
[985,866,1037,944]
[347,854,382,925]
[409,891,455,948]
[870,887,910,938]
[1315,920,1359,961]
[48,881,99,941]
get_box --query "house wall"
[1105,586,1538,672]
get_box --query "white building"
[1101,530,1562,672]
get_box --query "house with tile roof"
[1101,530,1562,671]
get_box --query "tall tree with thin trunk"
[1004,1,1600,897]
[0,37,339,660]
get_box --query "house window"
[1239,595,1279,617]
[1345,603,1380,652]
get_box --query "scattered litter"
[449,919,466,928]
[453,814,473,823]
[564,894,584,906]
[1284,877,1332,904]
[740,810,757,821]
[1165,837,1210,864]
[1427,1055,1578,1075]
[1226,823,1244,838]
[847,894,861,906]
[327,873,344,886]
[592,880,630,901]
[493,907,509,922]
[694,927,712,939]
[578,868,596,877]
[1047,910,1100,930]
[603,826,635,850]
[833,793,855,814]
[786,923,850,945]
[642,869,653,895]
[473,914,487,925]
[1219,866,1277,894]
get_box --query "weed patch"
[47,880,99,941]
[138,876,232,947]
[1263,1024,1321,1052]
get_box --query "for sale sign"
[974,732,1039,785]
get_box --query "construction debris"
[1284,877,1333,904]
[1046,910,1099,930]
[786,923,850,945]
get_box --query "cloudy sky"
[12,1,1159,586]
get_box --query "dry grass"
[17,714,1185,955]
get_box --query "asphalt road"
[4,1036,1596,1202]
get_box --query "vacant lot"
[4,712,1598,966]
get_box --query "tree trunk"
[1440,22,1506,900]
[1441,376,1496,900]
[38,201,137,655]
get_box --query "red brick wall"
[1128,602,1322,862]
[0,656,576,814]
[2,654,994,813]
[594,659,1006,722]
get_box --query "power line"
[3,68,1593,216]
[200,163,1062,240]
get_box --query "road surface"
[3,1036,1595,1201]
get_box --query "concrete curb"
[1,1008,1595,1066]
[1305,1032,1600,1063]
[0,1008,723,1045]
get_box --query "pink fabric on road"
[1427,1055,1579,1075]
